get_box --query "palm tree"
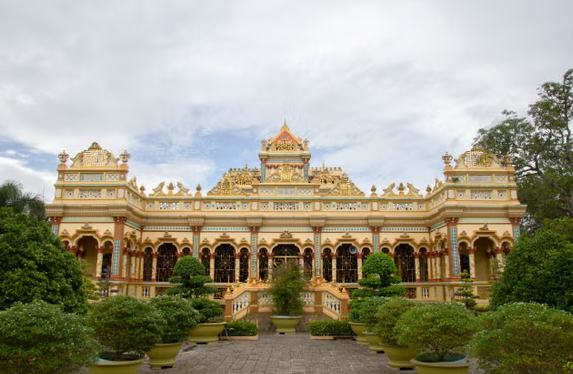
[0,181,46,221]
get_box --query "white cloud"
[0,157,54,202]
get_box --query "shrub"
[167,256,217,298]
[309,320,355,336]
[0,300,99,374]
[150,295,200,342]
[87,295,164,360]
[189,298,224,323]
[352,253,405,299]
[226,320,259,336]
[374,297,419,346]
[266,261,307,316]
[470,302,573,374]
[395,302,479,362]
[349,296,391,328]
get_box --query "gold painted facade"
[47,125,525,303]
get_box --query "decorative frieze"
[297,188,313,195]
[495,175,508,183]
[470,190,493,200]
[106,173,120,181]
[64,173,78,181]
[469,175,492,183]
[81,173,103,182]
[497,190,507,200]
[394,203,413,211]
[273,202,300,211]
[79,189,101,199]
[159,202,179,210]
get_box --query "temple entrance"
[272,244,300,267]
[76,236,98,278]
[474,237,495,281]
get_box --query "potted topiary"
[266,261,308,334]
[374,297,420,369]
[86,295,164,374]
[167,256,225,344]
[470,302,573,374]
[0,300,100,374]
[147,295,200,369]
[395,302,479,374]
[349,252,404,344]
[355,296,391,352]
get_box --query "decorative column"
[414,252,421,282]
[268,254,274,280]
[445,218,460,277]
[130,251,137,280]
[312,227,322,279]
[234,253,241,282]
[370,227,380,252]
[151,252,158,281]
[49,216,62,236]
[298,253,304,268]
[95,246,104,279]
[209,253,216,279]
[112,217,127,279]
[467,247,476,279]
[260,159,267,181]
[494,247,504,272]
[331,253,338,282]
[510,217,521,239]
[435,252,442,280]
[137,252,144,281]
[192,226,202,259]
[357,253,363,279]
[442,248,451,279]
[122,248,128,279]
[249,227,259,280]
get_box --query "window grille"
[336,244,358,283]
[394,244,416,282]
[214,244,235,283]
[323,248,333,282]
[143,248,152,281]
[156,243,177,282]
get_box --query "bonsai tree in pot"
[86,295,164,374]
[168,256,226,344]
[470,302,573,374]
[395,302,480,374]
[0,300,100,374]
[349,252,404,344]
[374,297,420,369]
[355,296,391,351]
[147,295,200,369]
[267,260,308,334]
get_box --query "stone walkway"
[137,333,484,374]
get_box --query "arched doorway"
[394,244,415,282]
[201,248,211,277]
[322,248,333,282]
[259,248,269,281]
[459,242,471,276]
[474,237,495,281]
[271,244,299,267]
[239,248,249,282]
[76,236,98,278]
[100,241,113,279]
[143,247,153,281]
[156,243,178,282]
[336,244,358,283]
[419,248,429,282]
[303,248,313,280]
[214,244,235,283]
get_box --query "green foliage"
[167,256,218,298]
[470,302,573,374]
[395,302,479,362]
[348,296,391,327]
[456,270,477,310]
[374,297,419,346]
[188,298,224,323]
[309,320,355,336]
[150,295,200,343]
[87,295,164,359]
[0,180,46,221]
[225,320,258,336]
[474,69,573,225]
[491,217,573,313]
[266,261,307,316]
[0,300,99,374]
[0,208,88,314]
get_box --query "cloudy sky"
[1,0,572,201]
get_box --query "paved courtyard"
[137,333,484,374]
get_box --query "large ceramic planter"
[270,316,301,334]
[411,358,471,374]
[348,322,369,345]
[89,358,144,374]
[146,342,183,369]
[380,343,419,370]
[188,322,227,344]
[363,331,384,353]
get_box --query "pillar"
[494,247,504,272]
[250,227,259,280]
[209,253,216,280]
[331,253,338,282]
[95,246,104,279]
[370,227,380,252]
[468,247,476,279]
[122,248,128,279]
[445,217,460,277]
[414,252,421,282]
[49,216,62,236]
[268,254,274,280]
[112,217,127,278]
[313,227,322,279]
[234,253,241,282]
[510,217,521,239]
[357,253,363,279]
[151,252,158,281]
[192,226,202,259]
[442,248,451,279]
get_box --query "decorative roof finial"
[58,150,69,164]
[119,150,130,163]
[442,152,453,165]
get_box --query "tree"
[353,252,405,298]
[456,270,478,310]
[474,69,573,227]
[0,208,88,314]
[167,256,217,298]
[491,217,573,313]
[0,180,46,221]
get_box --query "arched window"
[303,248,313,280]
[381,247,390,254]
[182,247,191,256]
[239,248,249,282]
[201,248,211,277]
[101,241,113,278]
[259,248,269,281]
[394,244,415,282]
[323,248,332,282]
[156,243,178,282]
[272,244,299,267]
[143,247,153,281]
[336,244,358,283]
[419,248,429,282]
[214,244,235,283]
[361,248,371,278]
[77,236,98,277]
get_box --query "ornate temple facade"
[47,125,525,308]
